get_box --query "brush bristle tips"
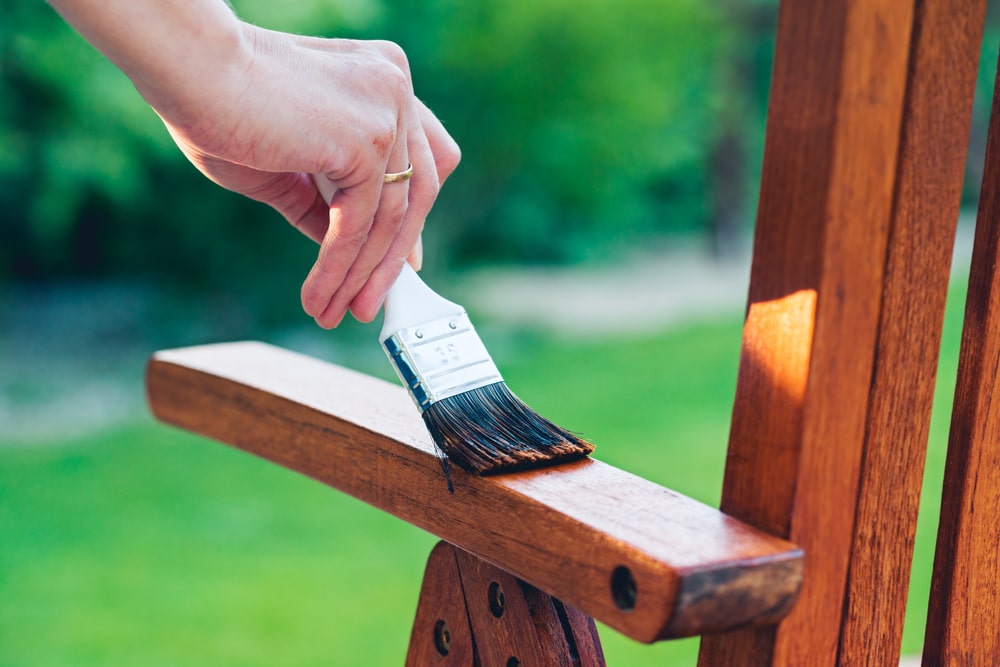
[422,382,594,476]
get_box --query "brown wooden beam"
[698,0,920,664]
[839,1,985,664]
[923,47,1000,665]
[146,341,803,645]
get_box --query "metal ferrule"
[382,312,503,411]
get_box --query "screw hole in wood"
[506,658,520,667]
[488,581,505,618]
[611,565,637,611]
[433,619,451,656]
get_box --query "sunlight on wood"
[742,290,817,404]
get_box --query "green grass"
[0,423,438,666]
[0,280,968,665]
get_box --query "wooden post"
[698,0,982,664]
[837,1,984,664]
[923,49,1000,666]
[699,0,911,661]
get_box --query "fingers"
[417,99,462,185]
[170,141,333,245]
[349,100,462,320]
[302,98,462,327]
[300,165,394,328]
[299,49,411,328]
[407,235,423,271]
[348,102,438,321]
[302,100,414,326]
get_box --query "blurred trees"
[384,0,743,264]
[1,0,775,304]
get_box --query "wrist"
[51,0,253,132]
[132,12,253,129]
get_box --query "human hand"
[149,27,460,328]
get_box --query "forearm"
[49,1,461,328]
[47,0,250,120]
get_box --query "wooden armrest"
[146,341,802,643]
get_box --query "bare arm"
[47,1,246,115]
[48,0,461,328]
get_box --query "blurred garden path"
[458,217,976,339]
[455,240,752,339]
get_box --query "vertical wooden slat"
[406,543,477,667]
[697,0,915,665]
[923,52,1000,666]
[451,548,607,667]
[838,2,985,665]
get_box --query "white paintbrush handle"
[309,174,464,342]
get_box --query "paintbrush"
[312,175,594,477]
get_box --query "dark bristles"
[422,381,595,476]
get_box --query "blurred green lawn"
[0,279,966,666]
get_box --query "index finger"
[300,177,383,328]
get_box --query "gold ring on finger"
[383,163,414,184]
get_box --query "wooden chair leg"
[406,542,606,667]
[407,542,477,666]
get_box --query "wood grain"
[923,49,1000,666]
[406,541,605,667]
[146,341,803,644]
[452,545,606,666]
[838,1,985,665]
[698,0,917,664]
[406,543,477,667]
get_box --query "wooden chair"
[145,0,1000,664]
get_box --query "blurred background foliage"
[4,0,1000,313]
[0,0,780,323]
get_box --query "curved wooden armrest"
[146,341,802,643]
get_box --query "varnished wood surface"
[836,0,985,664]
[453,545,606,667]
[406,543,476,667]
[923,50,1000,666]
[699,0,923,665]
[146,341,803,644]
[406,542,605,667]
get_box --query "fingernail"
[315,310,345,329]
[349,304,376,324]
